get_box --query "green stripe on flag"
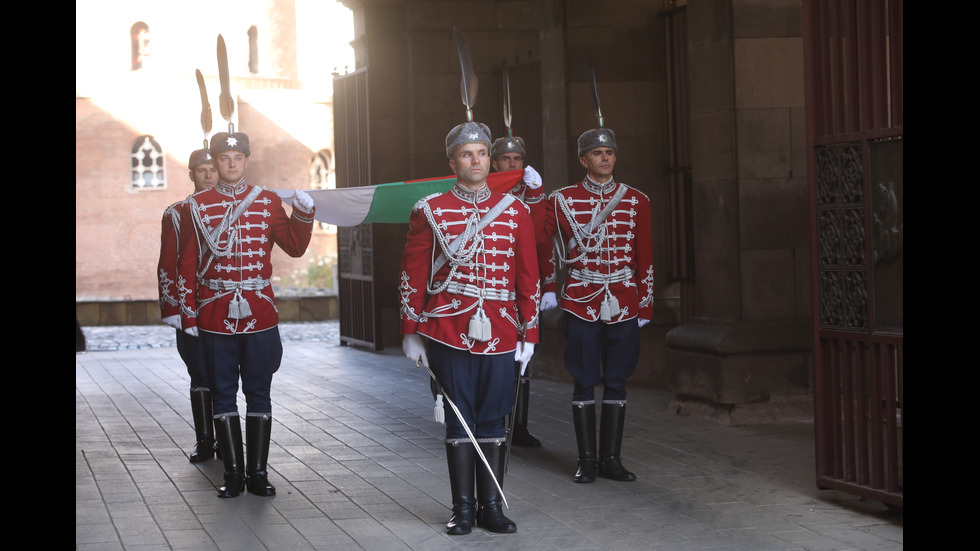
[361,178,457,224]
[360,170,523,224]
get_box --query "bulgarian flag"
[276,169,524,226]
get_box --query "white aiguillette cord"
[419,359,508,508]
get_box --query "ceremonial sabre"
[501,80,524,454]
[453,27,478,123]
[502,65,513,137]
[217,34,235,133]
[421,361,508,508]
[502,67,521,461]
[504,356,525,473]
[499,64,525,474]
[587,57,604,128]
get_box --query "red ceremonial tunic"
[542,177,654,323]
[399,182,541,354]
[506,180,552,286]
[158,200,186,320]
[177,179,315,334]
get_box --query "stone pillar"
[665,0,813,424]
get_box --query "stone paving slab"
[76,323,902,550]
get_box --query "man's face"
[579,147,616,181]
[189,163,217,193]
[449,143,490,190]
[492,152,524,172]
[213,150,249,183]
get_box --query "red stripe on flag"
[405,169,523,194]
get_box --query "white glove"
[184,326,199,337]
[638,318,650,328]
[162,315,181,330]
[515,342,535,375]
[540,291,558,311]
[292,189,315,212]
[523,165,543,189]
[402,334,429,367]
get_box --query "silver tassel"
[600,290,619,322]
[228,289,252,319]
[607,293,620,317]
[468,306,492,341]
[433,394,445,424]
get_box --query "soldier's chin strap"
[419,359,508,509]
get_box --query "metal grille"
[815,335,903,507]
[334,69,382,350]
[804,0,902,509]
[816,144,868,331]
[805,0,903,137]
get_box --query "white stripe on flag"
[275,187,378,226]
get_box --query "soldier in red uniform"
[490,135,545,448]
[177,131,316,498]
[158,148,217,463]
[400,121,540,535]
[541,127,654,484]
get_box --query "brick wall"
[76,96,337,302]
[76,295,339,326]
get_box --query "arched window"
[310,149,333,189]
[310,149,335,233]
[130,22,150,71]
[131,135,166,190]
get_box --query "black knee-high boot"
[214,413,246,498]
[246,413,276,496]
[511,377,541,447]
[189,389,216,463]
[445,440,476,535]
[475,440,517,533]
[572,401,597,483]
[598,401,636,482]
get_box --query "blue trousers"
[175,329,209,390]
[563,315,639,402]
[428,342,516,440]
[199,327,283,416]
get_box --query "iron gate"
[803,0,903,509]
[334,68,383,350]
